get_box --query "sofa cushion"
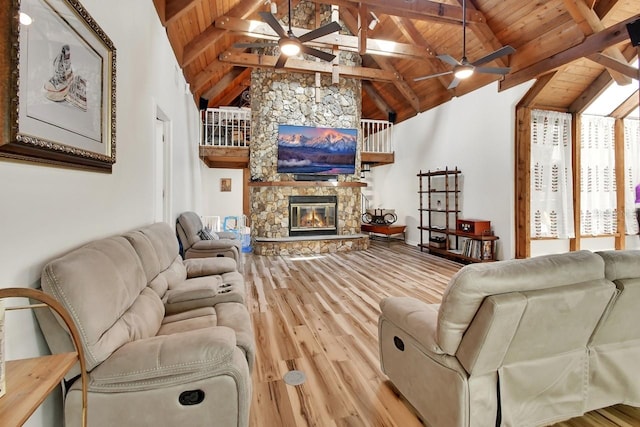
[41,236,164,371]
[437,250,605,355]
[86,327,238,391]
[597,249,640,281]
[125,224,189,297]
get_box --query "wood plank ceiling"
[152,0,640,125]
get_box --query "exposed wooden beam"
[586,52,639,79]
[594,0,618,19]
[362,81,394,116]
[202,67,248,101]
[569,69,614,113]
[389,16,452,90]
[181,0,264,68]
[517,72,558,109]
[610,90,640,119]
[569,43,639,113]
[193,60,229,94]
[313,0,483,24]
[214,16,429,60]
[213,76,251,107]
[455,0,509,68]
[372,57,420,111]
[500,15,639,91]
[218,51,399,82]
[563,0,631,85]
[152,0,166,24]
[340,9,420,111]
[164,0,198,26]
[358,5,368,55]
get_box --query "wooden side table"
[361,224,407,245]
[0,288,87,427]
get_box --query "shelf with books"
[417,167,498,263]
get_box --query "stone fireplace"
[247,1,369,255]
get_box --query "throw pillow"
[198,229,219,240]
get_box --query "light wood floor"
[241,241,640,427]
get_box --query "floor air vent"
[283,370,306,386]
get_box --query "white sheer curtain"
[580,115,616,236]
[530,110,575,238]
[625,118,640,235]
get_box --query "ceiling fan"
[413,0,515,89]
[234,0,341,68]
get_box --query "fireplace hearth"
[289,196,337,236]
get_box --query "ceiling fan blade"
[414,70,453,82]
[475,66,511,75]
[437,54,462,66]
[259,11,288,39]
[274,55,288,69]
[233,42,276,49]
[471,45,516,67]
[298,21,341,43]
[447,77,461,90]
[300,45,336,62]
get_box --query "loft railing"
[360,119,393,154]
[200,108,393,154]
[201,107,251,147]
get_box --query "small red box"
[457,219,491,236]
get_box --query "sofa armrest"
[192,240,240,251]
[88,327,239,391]
[380,296,444,355]
[184,257,237,278]
[216,231,240,240]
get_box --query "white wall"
[0,1,200,425]
[370,82,533,260]
[200,167,244,220]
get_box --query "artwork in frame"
[220,178,232,192]
[0,0,116,172]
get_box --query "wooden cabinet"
[0,288,87,426]
[418,168,498,263]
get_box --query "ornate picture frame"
[0,0,116,172]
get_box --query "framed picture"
[220,178,232,192]
[0,0,116,172]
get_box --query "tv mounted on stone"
[276,124,357,176]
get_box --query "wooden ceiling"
[152,0,640,124]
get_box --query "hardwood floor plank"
[243,241,640,426]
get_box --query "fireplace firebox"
[289,196,338,236]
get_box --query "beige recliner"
[587,250,640,411]
[176,211,241,262]
[378,250,617,427]
[37,222,253,427]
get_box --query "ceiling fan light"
[279,38,301,56]
[454,66,474,80]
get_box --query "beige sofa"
[378,250,625,427]
[36,222,254,427]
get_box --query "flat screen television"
[277,124,357,175]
